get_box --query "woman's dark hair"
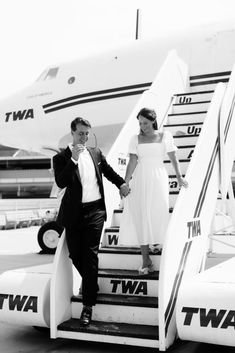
[137,108,158,130]
[71,117,91,131]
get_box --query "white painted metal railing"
[50,231,73,338]
[158,70,235,350]
[158,82,226,350]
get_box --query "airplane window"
[68,76,75,84]
[36,67,59,81]
[44,67,59,80]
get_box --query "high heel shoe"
[150,244,162,254]
[138,262,155,275]
[148,262,155,272]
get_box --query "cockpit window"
[36,67,59,81]
[44,67,59,80]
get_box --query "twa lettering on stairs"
[50,53,235,350]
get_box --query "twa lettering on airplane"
[182,306,235,329]
[5,109,34,122]
[0,293,38,312]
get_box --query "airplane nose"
[0,92,61,154]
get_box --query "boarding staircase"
[49,52,235,350]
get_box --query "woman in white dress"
[119,108,188,274]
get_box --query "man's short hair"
[71,117,91,131]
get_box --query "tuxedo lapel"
[64,146,81,183]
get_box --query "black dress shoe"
[80,307,92,327]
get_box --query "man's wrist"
[120,182,127,188]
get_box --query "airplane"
[0,19,235,157]
[0,18,235,351]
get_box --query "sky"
[0,0,235,99]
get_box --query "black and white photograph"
[1,0,235,352]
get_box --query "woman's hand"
[119,183,130,197]
[177,175,188,188]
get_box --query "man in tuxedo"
[53,117,129,327]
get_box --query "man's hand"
[119,183,130,197]
[72,144,85,161]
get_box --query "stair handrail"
[158,77,235,350]
[158,95,176,130]
[208,63,235,253]
[218,64,235,226]
[103,49,188,229]
[174,64,235,346]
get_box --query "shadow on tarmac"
[0,253,53,274]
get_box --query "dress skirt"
[119,143,170,247]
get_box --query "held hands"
[119,183,130,198]
[71,144,85,161]
[177,175,189,188]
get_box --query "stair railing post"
[218,93,227,217]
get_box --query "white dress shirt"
[69,144,101,203]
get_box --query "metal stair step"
[173,133,200,145]
[72,293,158,307]
[57,318,159,346]
[98,268,159,280]
[104,223,182,247]
[99,246,159,255]
[172,100,210,114]
[168,111,207,124]
[174,90,214,104]
[71,293,158,324]
[97,268,159,297]
[102,227,120,247]
[163,122,203,136]
[175,145,195,160]
[99,246,161,270]
[110,206,174,228]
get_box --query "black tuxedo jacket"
[53,146,125,227]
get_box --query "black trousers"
[65,200,105,306]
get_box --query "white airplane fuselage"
[0,21,235,156]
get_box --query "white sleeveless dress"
[119,131,177,246]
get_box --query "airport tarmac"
[0,226,235,353]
